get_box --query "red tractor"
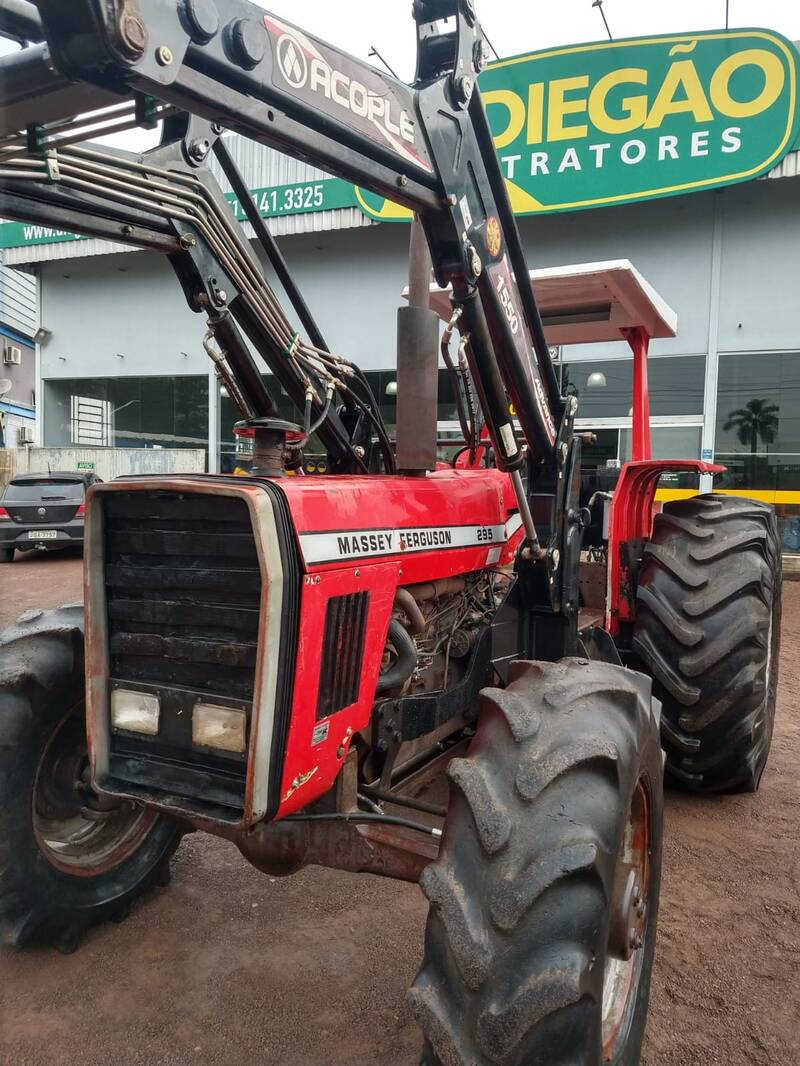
[0,2,781,1063]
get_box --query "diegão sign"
[480,29,799,214]
[358,27,800,220]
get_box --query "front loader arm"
[1,0,564,480]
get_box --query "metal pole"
[367,46,399,79]
[700,196,724,493]
[408,214,432,308]
[207,368,220,474]
[0,0,43,43]
[511,469,543,556]
[395,214,437,472]
[592,0,613,41]
[625,326,651,462]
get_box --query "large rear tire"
[409,657,664,1066]
[0,606,183,953]
[632,493,781,793]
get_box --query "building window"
[715,352,800,490]
[44,377,208,452]
[560,355,705,419]
[715,351,800,551]
[71,395,112,446]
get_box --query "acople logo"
[267,18,417,148]
[276,33,308,89]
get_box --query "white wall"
[519,191,717,363]
[40,251,210,381]
[37,176,800,387]
[717,177,800,354]
[38,224,412,381]
[14,446,206,480]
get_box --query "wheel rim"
[601,778,651,1060]
[33,706,158,877]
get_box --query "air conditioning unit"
[17,426,34,445]
[3,344,22,366]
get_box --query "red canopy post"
[624,325,651,462]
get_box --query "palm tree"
[723,398,779,455]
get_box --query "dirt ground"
[1,551,799,1066]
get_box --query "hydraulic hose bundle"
[0,135,394,471]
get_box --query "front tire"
[0,605,182,952]
[409,657,664,1066]
[632,494,781,793]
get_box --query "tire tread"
[0,605,181,950]
[410,658,663,1066]
[633,493,781,793]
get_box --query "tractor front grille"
[104,491,261,699]
[101,490,262,816]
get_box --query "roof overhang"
[420,259,678,345]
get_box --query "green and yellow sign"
[359,27,800,220]
[483,29,799,213]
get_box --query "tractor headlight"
[110,689,160,735]
[192,703,247,753]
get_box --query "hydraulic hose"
[375,619,417,695]
[394,588,426,635]
[283,811,441,838]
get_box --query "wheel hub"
[602,778,651,1060]
[33,708,157,876]
[608,864,647,961]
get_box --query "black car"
[0,471,101,562]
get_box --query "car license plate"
[29,530,58,540]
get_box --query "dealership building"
[2,27,800,544]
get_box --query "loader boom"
[0,0,563,482]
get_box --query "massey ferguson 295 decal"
[299,514,524,565]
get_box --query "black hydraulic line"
[213,138,330,353]
[338,380,396,474]
[230,294,360,469]
[0,0,43,42]
[357,792,385,815]
[469,91,563,421]
[282,811,441,838]
[360,785,447,819]
[441,328,475,453]
[208,312,277,419]
[294,349,395,473]
[349,363,396,452]
[457,289,528,469]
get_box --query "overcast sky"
[2,1,799,68]
[258,0,800,78]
